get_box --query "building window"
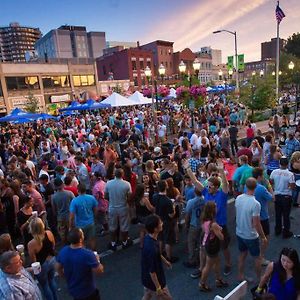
[132,60,137,71]
[103,66,107,75]
[139,60,144,70]
[0,82,3,97]
[133,77,138,87]
[72,75,95,87]
[5,76,39,90]
[42,76,70,88]
[147,61,151,68]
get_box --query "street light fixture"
[178,60,186,77]
[228,68,233,79]
[272,71,276,76]
[260,70,264,77]
[213,29,239,93]
[218,70,223,80]
[288,61,295,70]
[252,71,256,76]
[158,63,166,84]
[144,66,151,78]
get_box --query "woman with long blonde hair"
[28,217,57,300]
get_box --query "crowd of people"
[0,96,299,300]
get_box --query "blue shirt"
[244,184,273,220]
[70,194,98,227]
[141,235,166,291]
[233,164,252,183]
[185,196,205,228]
[202,187,228,226]
[56,246,99,298]
[184,185,196,201]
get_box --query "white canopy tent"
[101,92,137,107]
[169,87,177,98]
[128,91,152,105]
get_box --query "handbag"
[204,222,220,256]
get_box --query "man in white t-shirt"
[157,123,167,142]
[235,177,267,282]
[270,157,295,238]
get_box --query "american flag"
[276,4,285,23]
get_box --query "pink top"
[201,221,215,246]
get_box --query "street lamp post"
[213,29,239,93]
[260,70,264,78]
[145,66,157,136]
[288,61,300,122]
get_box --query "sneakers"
[122,238,133,249]
[190,269,202,279]
[108,243,117,252]
[223,265,232,276]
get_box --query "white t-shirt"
[270,168,295,196]
[235,193,261,240]
[158,125,166,138]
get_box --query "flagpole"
[276,1,280,102]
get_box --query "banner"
[238,54,245,72]
[227,56,234,70]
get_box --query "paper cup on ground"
[31,262,41,275]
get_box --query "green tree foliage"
[240,75,276,112]
[24,92,39,113]
[285,32,300,59]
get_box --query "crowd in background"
[0,95,299,299]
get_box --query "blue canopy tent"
[76,99,111,111]
[59,101,81,112]
[11,117,32,124]
[0,108,38,122]
[31,113,57,121]
[206,85,235,93]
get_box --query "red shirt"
[246,127,255,138]
[64,186,78,196]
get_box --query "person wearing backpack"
[199,201,228,292]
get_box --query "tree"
[240,75,276,115]
[24,92,39,113]
[285,33,300,59]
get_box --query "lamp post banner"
[227,56,234,70]
[238,54,245,72]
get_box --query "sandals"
[199,283,212,292]
[216,279,229,288]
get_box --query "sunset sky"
[1,0,299,62]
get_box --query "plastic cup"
[16,244,24,253]
[31,262,41,275]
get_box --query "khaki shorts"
[108,207,130,232]
[57,219,68,242]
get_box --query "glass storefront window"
[5,76,39,90]
[87,75,95,86]
[73,75,81,87]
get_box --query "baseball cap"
[154,147,161,153]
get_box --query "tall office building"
[261,38,286,60]
[35,25,106,60]
[0,22,41,62]
[200,47,222,66]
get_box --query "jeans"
[274,194,292,233]
[36,256,58,300]
[230,140,238,155]
[187,226,201,264]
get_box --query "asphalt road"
[55,200,300,300]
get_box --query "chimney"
[137,41,140,48]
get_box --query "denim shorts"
[236,235,260,257]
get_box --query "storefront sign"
[50,94,70,103]
[9,94,44,107]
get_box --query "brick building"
[96,48,154,88]
[140,40,174,77]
